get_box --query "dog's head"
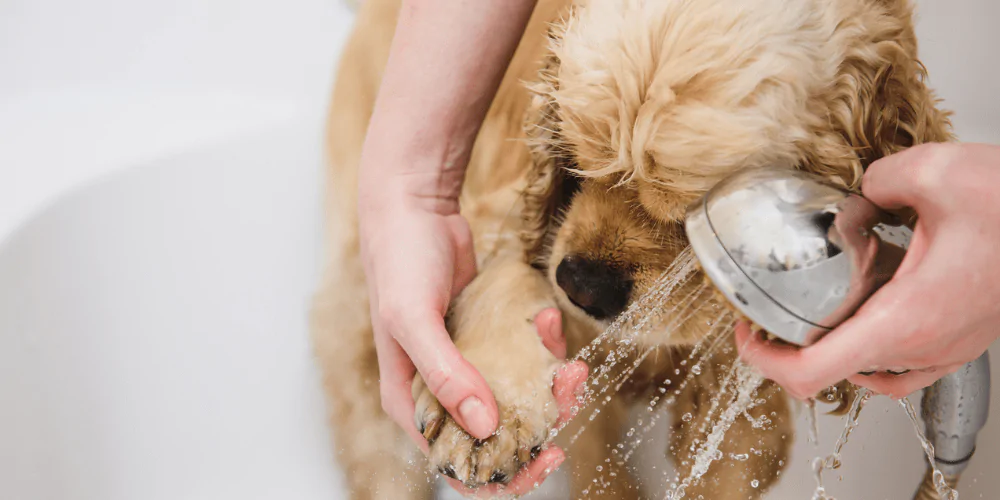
[521,0,952,337]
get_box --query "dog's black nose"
[555,256,633,320]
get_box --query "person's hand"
[359,181,492,446]
[736,142,1000,399]
[358,181,586,490]
[444,309,589,498]
[355,0,541,458]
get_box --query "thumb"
[393,311,499,440]
[447,214,478,300]
[862,143,948,217]
[534,307,567,359]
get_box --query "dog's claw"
[414,377,446,443]
[414,373,556,487]
[489,470,509,484]
[421,415,444,444]
[439,464,458,480]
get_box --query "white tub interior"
[1,1,998,499]
[0,123,345,500]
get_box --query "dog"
[310,0,952,498]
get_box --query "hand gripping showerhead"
[684,167,990,499]
[683,167,911,347]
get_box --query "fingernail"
[459,397,494,438]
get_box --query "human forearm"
[360,0,538,209]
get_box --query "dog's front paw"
[410,257,564,488]
[412,368,559,488]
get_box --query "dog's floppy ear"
[521,51,580,268]
[807,0,954,187]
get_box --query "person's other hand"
[443,308,588,498]
[737,143,1000,399]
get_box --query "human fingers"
[553,361,589,426]
[494,447,566,497]
[440,312,579,498]
[735,323,822,400]
[372,327,429,452]
[534,308,587,423]
[444,447,566,498]
[847,364,965,399]
[535,307,567,359]
[386,309,500,439]
[735,311,886,400]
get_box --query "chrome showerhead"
[684,167,912,346]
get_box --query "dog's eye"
[559,171,581,203]
[555,155,582,206]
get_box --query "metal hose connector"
[920,352,991,477]
[911,352,991,499]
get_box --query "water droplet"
[751,479,759,488]
[682,413,693,422]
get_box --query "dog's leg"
[667,360,792,499]
[412,256,567,488]
[311,257,433,500]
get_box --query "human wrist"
[357,171,463,225]
[358,130,469,216]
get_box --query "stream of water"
[809,388,872,500]
[547,243,966,500]
[555,250,705,445]
[665,360,766,500]
[901,398,960,500]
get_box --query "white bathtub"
[0,122,348,500]
[1,1,998,499]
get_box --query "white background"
[0,1,998,499]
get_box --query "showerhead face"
[684,167,912,346]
